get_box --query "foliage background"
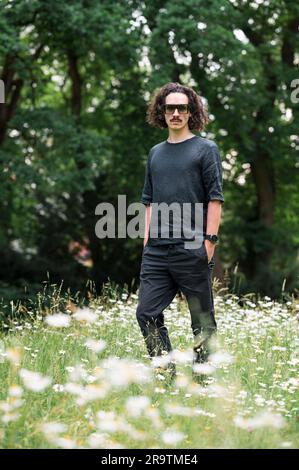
[0,0,298,310]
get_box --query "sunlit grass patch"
[0,286,298,448]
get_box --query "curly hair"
[146,82,209,131]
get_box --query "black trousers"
[136,242,217,356]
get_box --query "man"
[136,82,224,383]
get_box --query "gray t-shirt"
[140,135,224,246]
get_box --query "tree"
[141,0,299,295]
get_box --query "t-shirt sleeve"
[201,144,225,204]
[140,150,153,206]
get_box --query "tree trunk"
[67,49,107,291]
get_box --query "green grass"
[0,286,298,449]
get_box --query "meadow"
[0,283,298,449]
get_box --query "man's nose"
[173,108,180,116]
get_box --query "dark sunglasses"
[163,104,189,114]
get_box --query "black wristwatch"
[204,234,219,244]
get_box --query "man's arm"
[201,143,224,261]
[204,200,222,261]
[144,204,152,247]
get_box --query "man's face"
[164,92,190,130]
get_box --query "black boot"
[192,333,211,385]
[144,322,164,357]
[144,322,176,384]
